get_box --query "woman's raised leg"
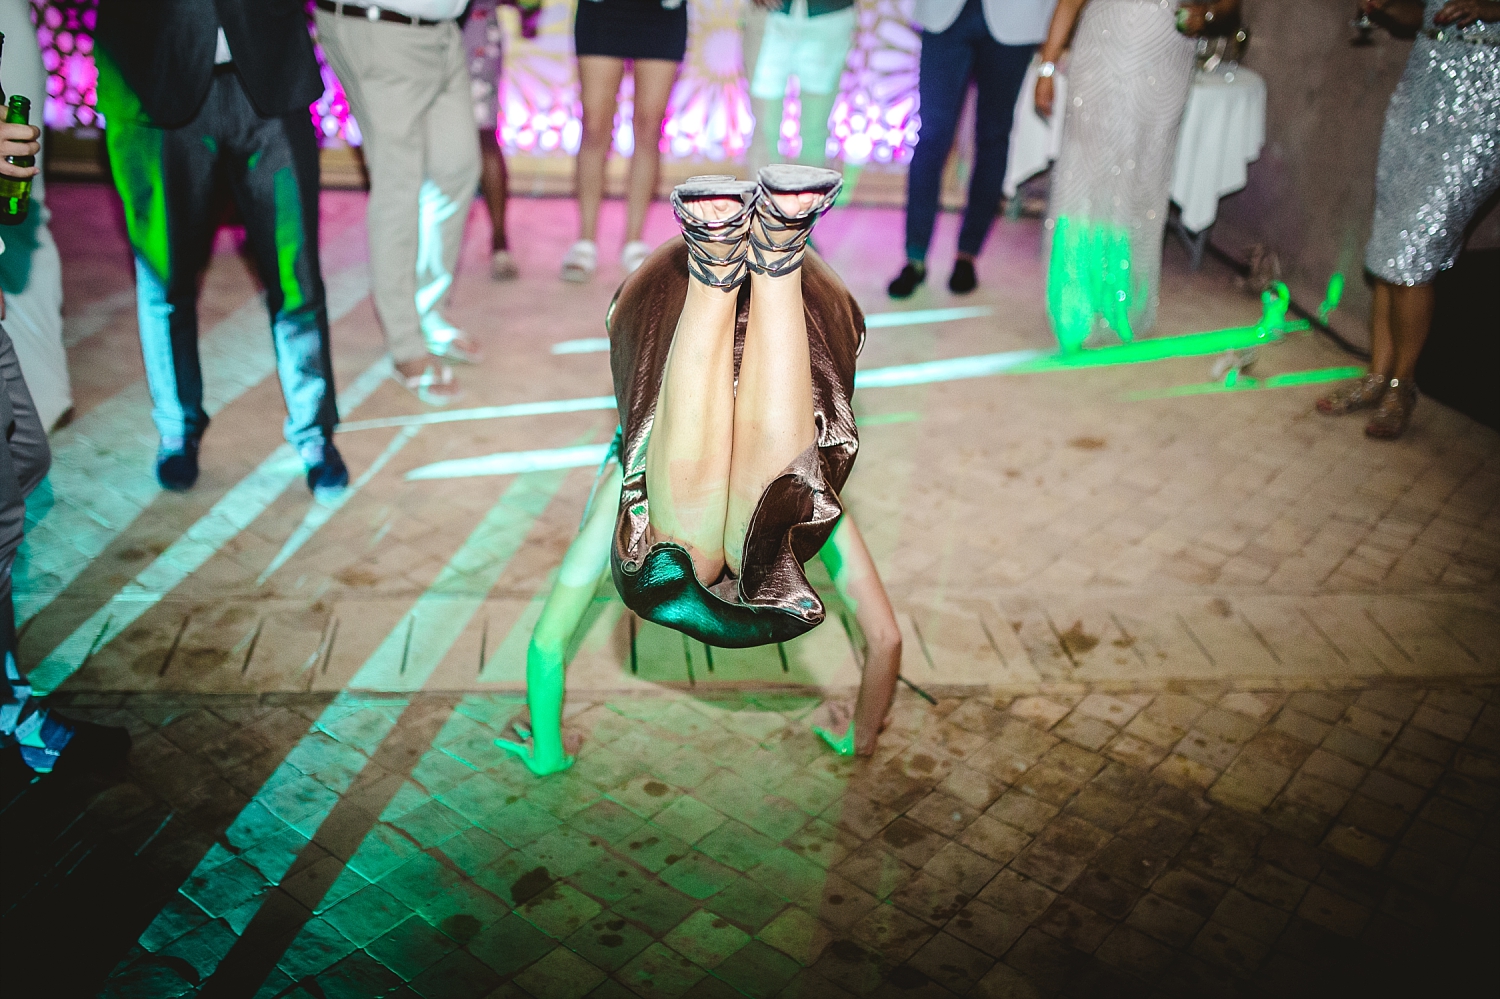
[644,185,757,583]
[498,460,624,776]
[724,167,841,575]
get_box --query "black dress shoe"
[156,437,201,491]
[948,258,978,294]
[887,261,926,299]
[304,441,350,499]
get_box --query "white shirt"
[214,27,232,64]
[911,0,1058,45]
[369,1,468,19]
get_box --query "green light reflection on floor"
[1124,365,1367,401]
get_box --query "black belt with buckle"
[313,0,449,27]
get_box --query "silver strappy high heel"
[748,164,843,278]
[669,175,760,291]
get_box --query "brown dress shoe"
[1316,372,1386,414]
[1365,378,1417,439]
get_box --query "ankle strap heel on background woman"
[670,175,760,291]
[749,164,843,277]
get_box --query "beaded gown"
[1045,0,1196,350]
[1366,1,1500,285]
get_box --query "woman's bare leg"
[1388,281,1435,381]
[1369,280,1395,378]
[625,59,680,244]
[723,189,823,575]
[813,514,901,756]
[478,128,510,252]
[576,56,626,243]
[643,195,745,582]
[498,461,624,776]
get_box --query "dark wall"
[1212,0,1500,352]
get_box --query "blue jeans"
[904,0,1035,262]
[107,70,337,452]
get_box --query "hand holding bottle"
[0,121,38,180]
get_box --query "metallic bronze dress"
[606,241,864,648]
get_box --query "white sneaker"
[562,239,597,282]
[621,240,651,276]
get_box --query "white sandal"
[561,239,597,282]
[621,240,652,276]
[392,360,460,407]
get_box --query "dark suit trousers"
[1,325,48,736]
[106,68,337,451]
[904,0,1034,262]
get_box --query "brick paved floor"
[6,682,1495,997]
[11,185,1497,997]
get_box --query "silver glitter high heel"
[1316,372,1387,415]
[670,175,760,291]
[748,164,843,277]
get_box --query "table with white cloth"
[1003,60,1267,269]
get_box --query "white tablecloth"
[1004,60,1266,234]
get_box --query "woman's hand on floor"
[495,709,582,776]
[813,702,858,757]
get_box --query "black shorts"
[574,0,689,62]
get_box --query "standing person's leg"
[1318,279,1394,414]
[1366,280,1435,439]
[951,35,1033,292]
[221,75,346,496]
[103,102,219,488]
[314,13,455,396]
[0,328,128,773]
[622,59,680,263]
[889,22,973,296]
[790,5,856,170]
[567,55,625,279]
[479,131,514,270]
[465,1,515,278]
[743,3,773,175]
[417,24,484,360]
[796,91,838,168]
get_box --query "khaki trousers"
[314,12,480,364]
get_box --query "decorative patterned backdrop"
[29,0,922,165]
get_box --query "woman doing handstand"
[499,165,902,775]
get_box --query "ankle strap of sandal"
[747,179,842,278]
[671,187,756,291]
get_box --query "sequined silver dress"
[1366,2,1500,285]
[1045,0,1196,348]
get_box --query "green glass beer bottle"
[0,93,33,226]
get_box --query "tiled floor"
[9,682,1496,997]
[7,182,1498,996]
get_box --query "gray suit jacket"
[911,0,1058,44]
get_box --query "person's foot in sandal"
[561,239,597,282]
[394,356,461,406]
[421,311,484,365]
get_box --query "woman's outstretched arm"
[498,459,624,775]
[814,512,901,757]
